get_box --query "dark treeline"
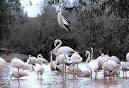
[0,0,129,61]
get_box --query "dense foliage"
[0,0,129,61]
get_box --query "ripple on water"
[1,63,129,88]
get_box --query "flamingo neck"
[29,55,31,58]
[50,53,53,62]
[90,47,93,59]
[86,51,91,63]
[53,40,62,56]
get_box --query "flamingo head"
[54,39,61,46]
[54,39,58,46]
[101,53,104,57]
[85,51,90,57]
[37,54,42,58]
[29,55,31,58]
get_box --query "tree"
[0,0,21,47]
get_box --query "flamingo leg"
[125,70,127,78]
[91,70,92,80]
[41,74,42,79]
[62,64,65,80]
[95,71,97,80]
[77,64,78,79]
[17,68,20,85]
[38,73,39,79]
[32,65,34,71]
[123,70,124,78]
[104,71,106,78]
[73,64,74,79]
[64,64,66,80]
[18,68,20,78]
[17,79,20,85]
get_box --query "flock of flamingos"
[0,9,129,86]
[0,39,129,83]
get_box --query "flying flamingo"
[57,10,71,31]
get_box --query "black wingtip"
[64,24,71,32]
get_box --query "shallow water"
[1,63,129,88]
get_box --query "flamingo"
[89,47,100,79]
[11,57,27,82]
[98,54,119,78]
[55,53,72,77]
[68,52,82,78]
[85,51,91,64]
[52,39,75,56]
[27,55,37,70]
[11,57,26,70]
[79,49,99,78]
[57,10,71,31]
[50,51,57,71]
[35,64,44,79]
[110,56,120,64]
[36,54,48,65]
[11,67,28,84]
[120,61,129,78]
[126,52,129,62]
[97,53,110,67]
[77,50,93,78]
[86,60,99,79]
[11,67,28,79]
[0,57,7,65]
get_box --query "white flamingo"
[101,55,119,78]
[11,57,26,70]
[68,52,82,78]
[50,51,57,71]
[36,54,48,65]
[57,10,71,31]
[110,56,120,64]
[11,67,28,84]
[97,53,110,67]
[11,67,28,79]
[55,53,72,76]
[0,57,7,65]
[126,52,129,62]
[78,49,99,78]
[120,61,129,78]
[77,50,92,77]
[85,51,91,64]
[35,64,44,79]
[52,39,75,56]
[11,57,27,83]
[88,47,100,78]
[27,55,37,70]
